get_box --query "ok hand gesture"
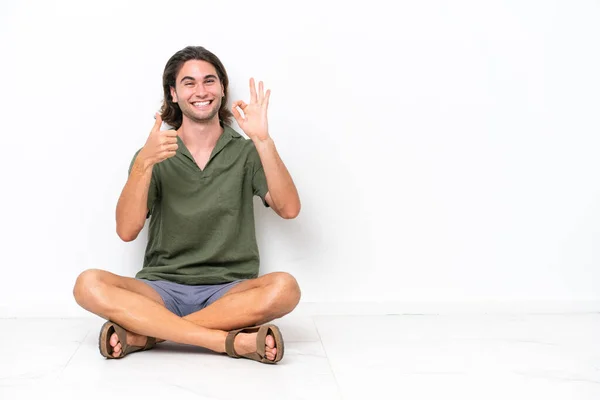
[232,78,271,142]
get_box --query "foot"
[234,332,277,361]
[109,329,148,358]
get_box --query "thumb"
[152,113,163,133]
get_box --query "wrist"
[252,136,274,149]
[133,152,154,174]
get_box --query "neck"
[177,116,223,153]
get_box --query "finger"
[249,77,257,103]
[165,137,178,145]
[165,143,178,151]
[233,100,248,110]
[231,104,244,123]
[165,129,178,137]
[258,80,264,103]
[264,89,271,109]
[152,113,162,133]
[158,151,177,162]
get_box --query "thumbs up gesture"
[138,113,179,168]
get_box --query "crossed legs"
[73,270,301,359]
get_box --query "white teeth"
[193,101,210,106]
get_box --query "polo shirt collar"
[176,124,243,168]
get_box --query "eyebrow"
[180,74,218,83]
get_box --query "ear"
[170,86,178,103]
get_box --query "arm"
[116,114,178,241]
[115,157,154,242]
[254,138,300,219]
[232,78,301,219]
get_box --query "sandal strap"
[225,325,282,363]
[107,322,156,358]
[122,336,156,356]
[110,323,130,358]
[225,329,242,358]
[255,325,270,359]
[225,326,264,358]
[143,337,157,351]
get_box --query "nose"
[194,83,208,97]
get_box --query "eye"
[205,79,215,84]
[184,82,194,87]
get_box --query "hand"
[232,78,271,142]
[138,113,178,169]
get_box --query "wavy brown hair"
[160,46,233,129]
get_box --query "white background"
[0,0,599,317]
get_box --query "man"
[73,46,301,364]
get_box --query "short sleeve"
[248,144,270,208]
[128,149,160,218]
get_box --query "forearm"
[253,137,300,218]
[116,156,153,241]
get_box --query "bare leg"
[182,272,302,330]
[73,269,301,359]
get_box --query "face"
[170,60,224,124]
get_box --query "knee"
[266,272,301,312]
[73,269,107,309]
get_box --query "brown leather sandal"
[225,324,284,364]
[98,320,156,359]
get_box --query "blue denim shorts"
[138,278,242,317]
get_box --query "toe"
[265,349,276,360]
[265,335,277,360]
[267,347,277,358]
[109,332,119,347]
[265,334,275,349]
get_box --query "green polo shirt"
[127,125,269,285]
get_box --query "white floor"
[1,313,600,400]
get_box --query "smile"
[192,100,213,108]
